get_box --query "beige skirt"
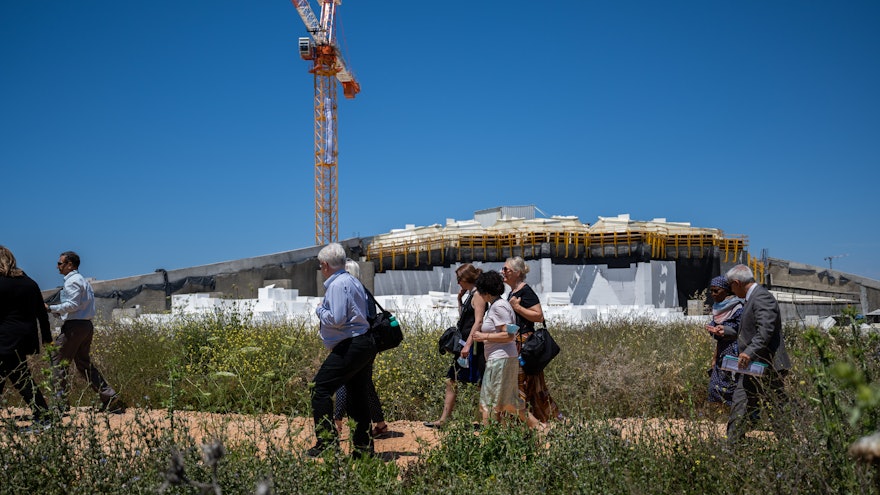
[480,357,525,414]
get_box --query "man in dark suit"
[725,264,791,444]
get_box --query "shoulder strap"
[365,288,387,314]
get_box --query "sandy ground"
[4,407,442,467]
[4,407,750,468]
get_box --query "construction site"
[40,206,880,327]
[41,3,880,326]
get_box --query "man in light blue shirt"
[307,243,377,459]
[47,251,125,413]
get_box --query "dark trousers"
[0,351,49,418]
[311,333,377,451]
[52,320,117,405]
[726,370,789,444]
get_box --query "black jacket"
[0,274,52,356]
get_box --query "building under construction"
[43,206,880,323]
[365,207,756,307]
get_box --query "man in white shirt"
[47,251,125,414]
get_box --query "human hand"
[460,344,471,358]
[737,352,751,369]
[510,296,521,310]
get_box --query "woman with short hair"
[471,270,542,428]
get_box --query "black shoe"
[98,396,127,414]
[350,448,378,460]
[371,424,391,439]
[20,418,52,434]
[305,443,337,458]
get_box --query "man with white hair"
[725,264,791,444]
[307,243,377,459]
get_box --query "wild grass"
[1,309,878,494]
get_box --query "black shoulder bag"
[365,289,403,352]
[438,290,473,355]
[519,322,560,375]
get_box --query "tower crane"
[292,0,360,245]
[824,254,848,270]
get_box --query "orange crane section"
[292,0,360,245]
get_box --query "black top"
[457,290,484,340]
[508,284,541,332]
[0,274,52,356]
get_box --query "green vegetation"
[1,309,879,494]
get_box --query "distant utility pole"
[824,254,848,270]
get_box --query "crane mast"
[292,0,359,245]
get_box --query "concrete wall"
[41,239,880,322]
[42,238,365,321]
[767,257,880,313]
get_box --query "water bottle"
[389,315,399,327]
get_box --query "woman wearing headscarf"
[705,275,744,405]
[0,246,52,424]
[502,256,562,423]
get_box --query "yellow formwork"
[366,223,749,272]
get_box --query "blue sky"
[2,1,878,290]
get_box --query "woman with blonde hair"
[0,246,52,426]
[502,256,562,423]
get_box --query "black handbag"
[438,326,463,355]
[365,290,403,352]
[519,324,560,375]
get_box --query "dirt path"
[5,408,739,467]
[6,407,442,467]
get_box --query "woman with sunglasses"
[502,256,562,423]
[424,263,486,428]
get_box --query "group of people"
[307,247,565,458]
[703,265,791,444]
[424,257,562,430]
[0,247,126,430]
[311,245,792,458]
[1,241,792,452]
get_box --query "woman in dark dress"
[0,246,52,423]
[503,256,562,423]
[705,275,744,405]
[424,263,486,428]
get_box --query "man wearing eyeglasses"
[307,243,377,459]
[46,251,125,414]
[724,264,790,445]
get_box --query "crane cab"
[298,37,315,60]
